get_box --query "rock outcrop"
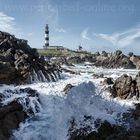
[92,73,104,78]
[103,77,114,85]
[92,50,136,69]
[64,50,137,69]
[67,56,85,64]
[110,72,140,99]
[0,31,61,85]
[0,101,28,140]
[0,87,40,140]
[112,74,134,99]
[130,55,140,70]
[63,84,75,94]
[69,119,140,140]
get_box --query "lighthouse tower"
[44,24,49,49]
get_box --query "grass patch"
[38,49,63,55]
[38,49,93,57]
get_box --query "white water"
[0,64,139,140]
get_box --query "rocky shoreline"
[0,31,140,140]
[0,31,61,85]
[55,50,140,70]
[0,87,41,140]
[66,74,140,140]
[0,31,61,140]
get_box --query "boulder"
[103,77,114,85]
[69,121,124,140]
[69,120,140,140]
[130,55,140,69]
[110,72,140,99]
[101,51,108,57]
[128,52,134,58]
[62,68,80,75]
[112,74,133,99]
[0,101,28,140]
[132,104,140,128]
[19,88,39,97]
[135,72,140,99]
[63,84,75,94]
[0,87,40,140]
[115,50,122,56]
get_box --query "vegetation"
[37,49,92,57]
[38,49,63,55]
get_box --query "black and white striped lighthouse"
[44,24,49,49]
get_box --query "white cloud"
[0,12,20,35]
[0,12,31,39]
[81,28,91,40]
[94,26,140,48]
[55,28,66,33]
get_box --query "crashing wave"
[12,78,138,140]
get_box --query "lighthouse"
[44,24,49,49]
[43,24,65,51]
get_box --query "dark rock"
[69,121,124,140]
[95,51,100,56]
[115,50,122,56]
[106,130,140,140]
[63,84,75,94]
[69,119,140,140]
[135,72,140,99]
[93,50,136,69]
[101,51,108,57]
[62,68,80,75]
[105,86,114,93]
[109,72,140,99]
[112,74,133,99]
[103,77,114,85]
[0,101,28,140]
[0,31,61,84]
[0,87,40,140]
[19,88,39,97]
[60,50,138,69]
[132,104,140,128]
[67,56,84,64]
[130,55,140,70]
[128,52,134,57]
[0,62,16,84]
[92,73,104,78]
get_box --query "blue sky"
[0,0,140,54]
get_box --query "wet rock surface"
[103,77,114,85]
[0,87,40,140]
[67,56,85,64]
[130,55,140,70]
[111,73,140,99]
[0,101,28,140]
[62,68,80,75]
[112,74,133,99]
[92,73,104,79]
[0,31,61,85]
[63,84,75,94]
[67,72,140,140]
[68,120,124,140]
[92,50,136,69]
[63,50,140,69]
[69,119,140,140]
